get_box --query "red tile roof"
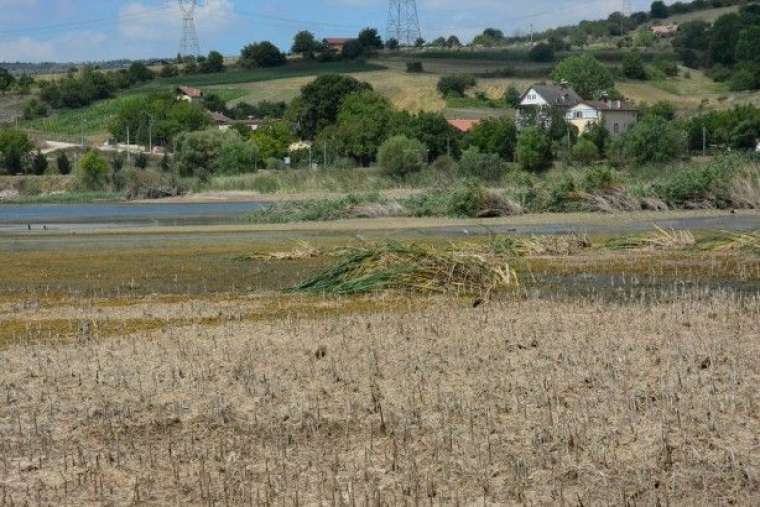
[448,119,481,133]
[177,86,203,98]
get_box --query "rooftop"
[447,119,481,133]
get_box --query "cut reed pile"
[489,234,592,256]
[289,242,518,296]
[703,230,760,255]
[607,225,696,250]
[238,240,323,261]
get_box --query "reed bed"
[289,242,518,296]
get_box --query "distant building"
[209,111,234,129]
[324,38,353,54]
[447,119,481,133]
[517,82,583,128]
[651,24,679,38]
[566,100,639,136]
[176,86,203,102]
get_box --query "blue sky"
[0,0,671,62]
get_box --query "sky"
[0,0,674,63]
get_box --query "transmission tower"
[387,0,422,47]
[622,0,633,17]
[178,0,201,57]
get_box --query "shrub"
[529,43,554,63]
[516,127,553,172]
[729,66,760,92]
[22,99,48,120]
[77,151,110,191]
[504,85,522,108]
[571,138,599,165]
[0,128,33,175]
[251,174,281,194]
[622,50,647,80]
[406,62,424,73]
[239,41,287,69]
[581,165,620,192]
[134,152,148,169]
[611,116,687,165]
[437,74,477,97]
[175,129,256,180]
[56,152,72,175]
[31,151,48,175]
[457,147,508,182]
[464,116,517,161]
[378,135,427,179]
[124,168,184,200]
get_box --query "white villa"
[566,100,639,136]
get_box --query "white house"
[566,100,639,136]
[517,83,583,129]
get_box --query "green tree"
[571,138,599,165]
[56,152,72,175]
[504,85,522,108]
[176,129,256,180]
[201,51,225,73]
[551,54,615,99]
[0,67,15,94]
[386,38,400,50]
[77,151,110,190]
[457,147,508,181]
[295,74,373,139]
[31,151,48,175]
[392,111,460,160]
[22,98,48,120]
[335,91,395,165]
[611,115,687,165]
[650,1,669,19]
[529,43,555,63]
[160,63,179,78]
[0,128,33,174]
[437,74,477,97]
[464,116,518,161]
[581,122,610,155]
[473,28,505,46]
[378,135,427,178]
[709,13,742,66]
[516,127,553,172]
[15,74,34,94]
[622,50,647,79]
[357,28,383,52]
[127,62,154,83]
[251,121,295,160]
[735,27,760,65]
[292,31,320,58]
[240,41,287,69]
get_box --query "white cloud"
[119,0,236,43]
[0,31,107,62]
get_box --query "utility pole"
[703,126,707,157]
[126,126,131,166]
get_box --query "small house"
[651,24,679,38]
[324,38,353,54]
[517,83,583,129]
[447,119,481,133]
[177,86,203,102]
[565,100,639,136]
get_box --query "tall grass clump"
[406,180,522,218]
[248,193,393,223]
[289,241,518,296]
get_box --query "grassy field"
[0,229,758,504]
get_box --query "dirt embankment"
[0,175,74,200]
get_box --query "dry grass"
[0,290,758,504]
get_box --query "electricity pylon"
[178,0,201,57]
[387,0,422,46]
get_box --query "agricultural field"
[0,221,759,504]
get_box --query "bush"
[581,165,620,192]
[610,116,687,165]
[134,152,148,169]
[124,168,184,200]
[239,41,287,69]
[437,74,477,97]
[457,147,508,182]
[406,62,424,73]
[464,116,517,161]
[652,159,735,207]
[175,129,256,181]
[378,135,427,179]
[729,66,760,92]
[516,127,553,172]
[622,51,647,80]
[56,152,72,175]
[529,43,554,63]
[22,99,48,120]
[31,151,48,175]
[571,138,599,165]
[504,85,521,108]
[77,151,110,191]
[251,174,281,193]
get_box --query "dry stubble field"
[0,234,759,505]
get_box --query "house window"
[574,111,583,119]
[614,123,620,134]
